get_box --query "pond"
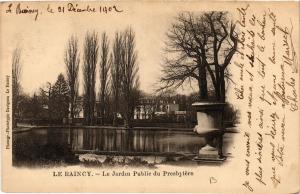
[13,128,206,166]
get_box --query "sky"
[1,1,201,96]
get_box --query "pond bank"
[13,125,194,134]
[13,125,239,134]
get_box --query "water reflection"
[71,128,204,154]
[13,128,205,165]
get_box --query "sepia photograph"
[11,7,240,168]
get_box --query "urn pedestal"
[192,102,226,162]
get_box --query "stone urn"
[192,102,226,162]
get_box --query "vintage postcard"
[1,1,299,193]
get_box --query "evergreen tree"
[52,73,69,122]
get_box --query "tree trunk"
[70,101,74,119]
[84,98,89,125]
[213,64,221,101]
[113,114,117,126]
[90,97,94,125]
[70,95,74,125]
[124,116,129,128]
[123,103,131,128]
[100,106,104,125]
[198,64,208,100]
[100,96,105,125]
[215,85,221,101]
[220,69,226,103]
[113,94,118,126]
[70,88,75,120]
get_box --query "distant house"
[166,103,179,114]
[73,95,189,123]
[174,111,187,122]
[134,96,185,120]
[72,97,84,119]
[154,111,167,116]
[71,97,101,124]
[73,97,102,119]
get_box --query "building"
[134,96,184,120]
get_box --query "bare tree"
[204,12,238,102]
[119,27,140,128]
[160,11,238,102]
[40,82,53,120]
[111,32,123,126]
[99,32,111,125]
[83,31,99,125]
[64,35,80,121]
[12,48,22,128]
